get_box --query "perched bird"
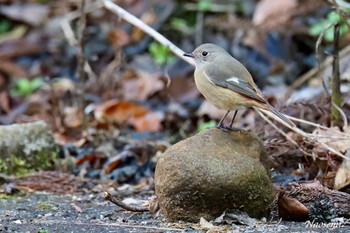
[184,43,295,130]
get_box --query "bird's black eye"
[202,51,208,56]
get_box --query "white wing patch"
[227,77,240,84]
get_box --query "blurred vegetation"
[309,9,350,42]
[11,77,43,97]
[149,41,175,65]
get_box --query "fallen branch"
[257,109,350,161]
[103,191,149,212]
[102,0,195,66]
[284,181,350,220]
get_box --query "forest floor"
[1,0,350,232]
[1,191,349,233]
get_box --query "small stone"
[155,128,276,222]
[13,220,21,224]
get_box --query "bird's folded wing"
[204,67,266,103]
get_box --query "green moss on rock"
[0,121,57,175]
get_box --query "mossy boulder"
[0,121,57,175]
[155,128,275,222]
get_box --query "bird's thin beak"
[183,53,194,58]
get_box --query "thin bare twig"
[103,192,149,212]
[102,0,195,66]
[257,110,312,157]
[332,102,348,128]
[331,23,343,127]
[286,45,350,97]
[77,0,87,82]
[61,1,103,46]
[257,109,350,161]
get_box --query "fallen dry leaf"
[128,111,163,132]
[103,155,122,175]
[278,192,309,221]
[334,152,350,190]
[122,70,165,102]
[0,59,27,78]
[63,106,84,129]
[313,126,350,152]
[0,3,49,27]
[199,217,214,231]
[108,28,131,49]
[253,0,297,29]
[93,99,148,124]
[76,152,107,167]
[54,131,87,147]
[50,78,76,93]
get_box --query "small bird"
[184,43,295,130]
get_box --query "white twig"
[286,115,350,138]
[102,0,195,66]
[257,109,350,161]
[257,111,299,147]
[332,102,348,128]
[61,17,78,46]
[61,1,103,46]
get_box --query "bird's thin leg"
[225,110,241,131]
[216,110,230,129]
[229,110,238,128]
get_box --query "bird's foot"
[215,126,228,131]
[215,124,229,131]
[215,124,242,132]
[224,126,243,132]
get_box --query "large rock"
[0,121,57,175]
[155,128,275,222]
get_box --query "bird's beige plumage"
[184,43,295,129]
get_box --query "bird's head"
[184,43,229,68]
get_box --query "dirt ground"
[1,192,349,233]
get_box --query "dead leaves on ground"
[278,190,309,221]
[334,156,350,191]
[0,171,97,194]
[278,181,350,221]
[253,0,297,30]
[93,99,163,132]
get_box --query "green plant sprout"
[11,77,43,97]
[198,0,212,12]
[149,42,175,65]
[198,120,216,131]
[309,10,350,42]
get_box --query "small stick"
[258,109,350,161]
[286,44,350,97]
[103,0,195,66]
[103,192,149,212]
[331,23,342,127]
[77,0,87,82]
